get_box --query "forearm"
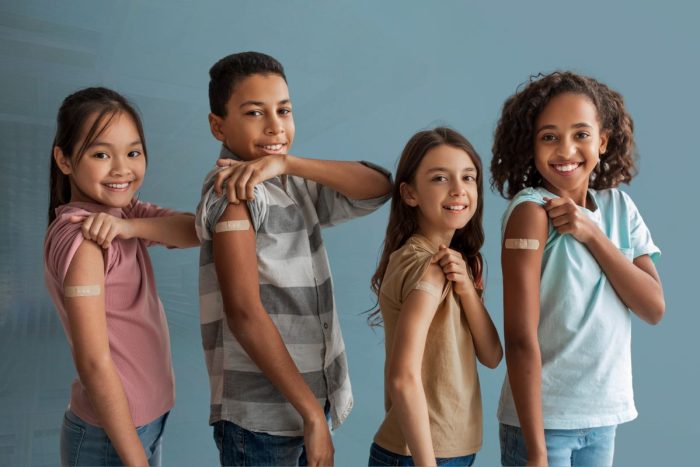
[389,377,436,466]
[459,290,503,368]
[227,305,325,423]
[585,229,664,323]
[506,340,546,463]
[285,155,391,200]
[130,213,198,248]
[77,359,147,466]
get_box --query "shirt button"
[323,323,329,330]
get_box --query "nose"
[449,179,467,197]
[110,155,133,176]
[557,137,577,159]
[265,114,284,135]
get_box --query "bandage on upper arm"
[64,285,101,297]
[413,281,442,299]
[504,238,540,250]
[215,219,250,233]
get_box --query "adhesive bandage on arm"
[215,220,250,233]
[64,285,101,297]
[504,238,540,250]
[414,281,442,300]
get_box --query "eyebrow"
[239,99,291,108]
[88,140,142,148]
[426,167,477,173]
[537,122,593,133]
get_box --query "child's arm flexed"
[213,202,333,467]
[63,240,149,466]
[502,202,549,467]
[543,196,665,324]
[71,212,198,249]
[432,246,503,368]
[213,154,391,204]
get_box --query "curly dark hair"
[490,71,637,199]
[368,127,485,326]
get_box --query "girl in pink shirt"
[44,87,198,466]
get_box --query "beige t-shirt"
[373,235,482,458]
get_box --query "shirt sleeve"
[195,167,269,242]
[500,188,547,238]
[398,247,447,303]
[623,192,661,262]
[304,161,391,228]
[125,199,176,219]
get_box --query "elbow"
[388,371,421,402]
[504,334,539,362]
[75,353,113,380]
[643,297,666,325]
[480,345,503,369]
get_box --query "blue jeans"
[368,442,476,466]
[60,409,169,466]
[499,423,617,467]
[213,403,331,466]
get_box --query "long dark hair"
[491,71,636,199]
[369,127,485,324]
[49,87,148,224]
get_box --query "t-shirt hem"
[374,437,481,458]
[498,408,638,429]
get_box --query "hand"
[432,245,475,297]
[303,411,334,467]
[213,155,288,204]
[69,213,134,249]
[543,196,597,244]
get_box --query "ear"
[599,130,609,156]
[208,113,225,142]
[399,182,418,207]
[53,147,72,175]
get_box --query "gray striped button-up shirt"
[196,146,390,435]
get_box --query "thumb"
[68,215,86,223]
[216,158,234,167]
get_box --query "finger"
[89,214,107,240]
[68,215,87,223]
[225,172,241,204]
[102,225,118,249]
[246,171,259,200]
[551,216,570,228]
[432,249,451,264]
[236,167,255,201]
[216,158,235,167]
[80,216,95,239]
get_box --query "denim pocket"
[61,412,86,467]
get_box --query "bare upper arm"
[502,202,548,342]
[63,239,110,365]
[389,263,445,378]
[633,254,662,286]
[212,202,262,315]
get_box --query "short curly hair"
[490,71,637,199]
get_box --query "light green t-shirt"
[497,187,660,429]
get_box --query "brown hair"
[368,127,485,325]
[490,71,636,199]
[49,87,147,224]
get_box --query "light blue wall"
[1,1,697,465]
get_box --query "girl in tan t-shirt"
[368,127,503,466]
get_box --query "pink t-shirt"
[44,200,175,427]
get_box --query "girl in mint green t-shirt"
[490,71,664,467]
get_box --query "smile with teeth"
[103,182,131,189]
[259,143,285,151]
[443,204,467,212]
[551,162,582,173]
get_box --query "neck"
[416,220,454,250]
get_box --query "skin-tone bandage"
[64,285,101,297]
[215,220,251,233]
[414,281,442,299]
[504,238,540,250]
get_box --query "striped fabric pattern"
[195,146,390,436]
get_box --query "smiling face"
[401,144,479,244]
[54,111,146,208]
[208,73,294,161]
[534,92,608,204]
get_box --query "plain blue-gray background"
[1,1,697,465]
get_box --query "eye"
[575,131,591,139]
[541,133,557,142]
[464,175,477,182]
[128,150,141,158]
[246,110,263,117]
[92,152,109,159]
[431,175,447,182]
[278,108,292,116]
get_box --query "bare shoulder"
[504,201,548,240]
